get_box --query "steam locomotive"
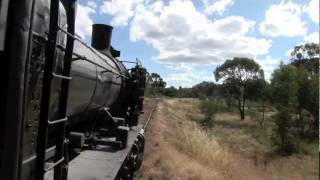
[0,0,147,180]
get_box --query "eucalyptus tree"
[270,63,299,154]
[290,43,319,138]
[150,73,166,88]
[214,57,264,120]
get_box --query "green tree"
[191,81,223,99]
[162,86,178,97]
[270,63,299,107]
[271,110,297,155]
[145,72,167,97]
[214,57,264,120]
[290,43,319,138]
[246,79,270,127]
[270,64,299,155]
[150,73,166,88]
[291,43,319,61]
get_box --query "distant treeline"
[145,80,222,98]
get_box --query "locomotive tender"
[0,0,147,179]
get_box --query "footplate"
[67,126,144,180]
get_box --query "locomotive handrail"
[52,72,72,80]
[119,60,137,64]
[55,43,129,79]
[22,146,56,165]
[119,58,142,67]
[47,117,68,125]
[36,0,62,178]
[44,157,64,172]
[72,51,129,79]
[36,1,77,179]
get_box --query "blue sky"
[75,0,319,87]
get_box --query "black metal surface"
[22,146,56,166]
[67,39,126,117]
[19,4,52,178]
[0,0,36,179]
[67,126,143,180]
[1,0,148,179]
[0,0,9,50]
[36,0,62,179]
[53,0,77,179]
[91,24,113,51]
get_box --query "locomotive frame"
[0,0,147,180]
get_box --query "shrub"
[199,99,222,128]
[271,110,298,155]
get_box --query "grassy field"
[138,98,319,180]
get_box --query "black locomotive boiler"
[0,0,147,180]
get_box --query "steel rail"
[143,100,159,130]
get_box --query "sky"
[74,0,319,87]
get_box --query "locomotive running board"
[66,125,143,180]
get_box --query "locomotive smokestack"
[91,24,113,50]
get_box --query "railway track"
[137,98,159,139]
[142,100,158,130]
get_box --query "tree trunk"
[261,100,265,127]
[237,98,245,120]
[240,109,245,120]
[240,85,246,120]
[237,99,242,120]
[297,107,304,137]
[241,96,245,120]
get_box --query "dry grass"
[138,98,319,180]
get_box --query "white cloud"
[75,4,95,38]
[100,0,143,26]
[304,32,320,43]
[164,65,215,87]
[303,0,319,23]
[259,1,307,37]
[87,1,97,9]
[202,0,234,15]
[130,0,271,66]
[165,55,281,87]
[214,16,255,36]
